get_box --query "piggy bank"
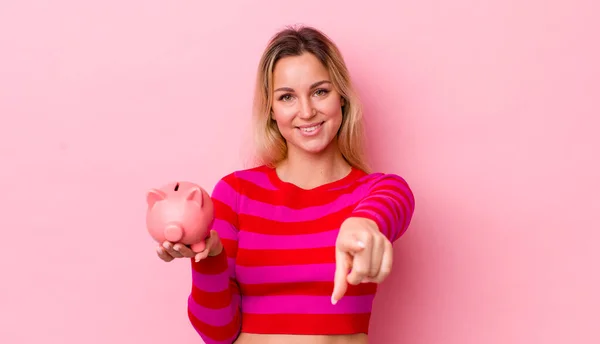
[146,181,214,252]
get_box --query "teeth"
[301,123,321,132]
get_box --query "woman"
[156,25,415,344]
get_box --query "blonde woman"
[157,25,416,344]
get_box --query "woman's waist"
[237,311,372,336]
[235,333,369,344]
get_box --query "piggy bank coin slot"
[174,183,180,191]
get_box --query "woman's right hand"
[156,229,223,263]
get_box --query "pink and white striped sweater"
[187,165,415,343]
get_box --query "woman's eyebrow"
[274,80,332,93]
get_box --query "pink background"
[1,1,598,343]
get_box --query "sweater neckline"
[265,165,364,192]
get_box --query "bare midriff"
[234,333,369,344]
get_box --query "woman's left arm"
[332,173,415,304]
[350,173,416,242]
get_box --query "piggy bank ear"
[147,188,166,208]
[186,187,204,207]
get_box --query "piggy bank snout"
[164,224,183,242]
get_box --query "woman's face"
[271,52,345,157]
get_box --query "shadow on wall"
[348,49,483,343]
[348,48,430,343]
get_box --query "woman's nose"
[298,99,316,119]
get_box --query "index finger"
[172,243,196,258]
[331,249,351,305]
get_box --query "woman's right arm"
[158,174,242,344]
[188,174,242,344]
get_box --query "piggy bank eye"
[174,183,180,191]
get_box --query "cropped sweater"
[187,165,415,344]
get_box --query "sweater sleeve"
[351,173,416,242]
[187,174,242,344]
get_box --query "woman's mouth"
[297,122,324,136]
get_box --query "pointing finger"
[332,249,351,305]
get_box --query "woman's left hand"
[331,217,393,305]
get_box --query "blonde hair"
[251,25,371,173]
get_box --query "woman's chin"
[289,139,336,156]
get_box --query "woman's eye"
[315,89,329,96]
[279,94,293,101]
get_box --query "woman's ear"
[341,97,346,107]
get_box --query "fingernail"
[357,241,365,248]
[162,242,170,249]
[173,245,180,251]
[331,296,337,305]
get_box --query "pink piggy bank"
[146,181,214,252]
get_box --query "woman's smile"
[297,121,325,136]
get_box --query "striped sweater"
[187,165,415,343]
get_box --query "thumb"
[336,232,367,254]
[332,248,351,305]
[207,230,223,256]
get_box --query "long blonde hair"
[252,25,371,173]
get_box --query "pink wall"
[1,1,598,343]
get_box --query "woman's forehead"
[273,53,330,89]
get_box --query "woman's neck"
[276,143,351,190]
